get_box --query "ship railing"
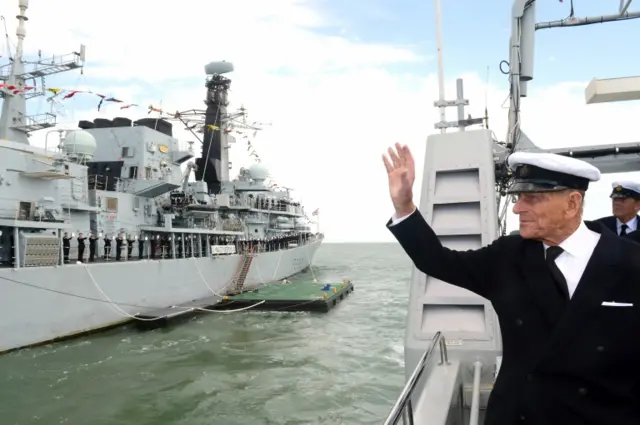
[383,331,449,425]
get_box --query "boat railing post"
[406,398,415,425]
[13,227,20,269]
[58,228,63,266]
[439,334,449,365]
[469,361,482,425]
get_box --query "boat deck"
[133,280,354,330]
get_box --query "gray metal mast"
[432,0,484,133]
[0,0,85,145]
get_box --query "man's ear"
[567,190,584,217]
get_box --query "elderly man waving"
[383,143,640,425]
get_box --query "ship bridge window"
[129,166,138,179]
[121,147,133,158]
[145,167,152,179]
[105,197,118,212]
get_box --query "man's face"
[512,191,576,239]
[612,197,640,220]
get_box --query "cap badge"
[519,165,530,177]
[615,185,623,192]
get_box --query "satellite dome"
[204,61,234,75]
[248,163,269,181]
[62,130,97,160]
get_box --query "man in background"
[595,181,640,236]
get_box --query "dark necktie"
[546,246,569,299]
[620,224,628,236]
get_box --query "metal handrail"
[383,331,449,425]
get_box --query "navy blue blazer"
[387,210,640,425]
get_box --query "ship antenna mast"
[434,0,446,133]
[11,0,27,77]
[432,0,484,132]
[0,0,85,145]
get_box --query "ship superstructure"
[0,0,322,354]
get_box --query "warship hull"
[0,238,323,354]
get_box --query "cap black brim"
[506,181,570,194]
[610,193,640,199]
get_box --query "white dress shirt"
[389,209,600,298]
[389,208,416,226]
[616,216,637,235]
[542,221,600,298]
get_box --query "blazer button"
[515,318,523,326]
[519,415,526,421]
[578,387,588,396]
[596,345,604,352]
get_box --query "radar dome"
[248,163,269,181]
[62,130,97,160]
[204,61,234,75]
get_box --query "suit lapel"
[522,240,567,329]
[541,222,622,356]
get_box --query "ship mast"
[0,0,85,145]
[431,0,484,132]
[172,61,264,194]
[191,61,234,195]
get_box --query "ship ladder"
[233,248,255,292]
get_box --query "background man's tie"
[620,224,628,236]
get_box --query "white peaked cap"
[611,180,640,193]
[507,152,601,182]
[610,180,640,198]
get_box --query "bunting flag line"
[41,87,269,135]
[44,87,140,111]
[38,86,271,176]
[42,87,206,125]
[1,83,35,95]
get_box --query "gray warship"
[0,0,322,354]
[384,1,640,424]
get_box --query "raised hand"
[382,143,416,217]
